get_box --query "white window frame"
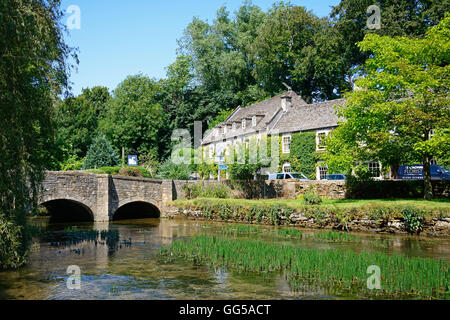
[316,130,330,151]
[242,119,246,129]
[282,134,291,154]
[209,145,215,159]
[318,163,328,180]
[283,162,291,173]
[252,116,257,127]
[232,122,236,131]
[368,161,381,178]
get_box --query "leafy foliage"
[82,135,120,169]
[402,206,425,234]
[303,191,323,205]
[55,86,111,159]
[157,158,192,180]
[0,0,75,268]
[324,16,450,198]
[280,132,317,179]
[182,183,231,199]
[0,215,26,270]
[99,74,167,160]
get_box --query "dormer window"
[252,116,256,127]
[232,122,236,131]
[242,119,246,129]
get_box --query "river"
[0,217,448,300]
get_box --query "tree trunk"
[423,154,433,200]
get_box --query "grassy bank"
[173,198,450,212]
[161,236,449,299]
[170,198,450,235]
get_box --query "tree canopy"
[99,74,167,160]
[323,14,450,198]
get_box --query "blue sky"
[61,0,340,96]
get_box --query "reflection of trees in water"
[42,228,120,252]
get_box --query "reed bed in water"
[220,224,261,235]
[313,230,361,242]
[161,236,449,299]
[277,228,303,239]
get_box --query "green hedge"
[86,166,153,178]
[346,179,450,199]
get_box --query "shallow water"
[0,218,448,300]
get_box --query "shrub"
[98,166,121,175]
[0,215,26,270]
[203,184,231,199]
[82,134,120,169]
[60,155,85,171]
[402,206,425,234]
[183,183,231,199]
[119,167,142,177]
[157,159,191,180]
[85,168,104,174]
[303,192,322,205]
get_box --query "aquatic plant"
[402,206,425,234]
[277,228,303,239]
[313,230,361,242]
[221,224,261,235]
[161,236,449,299]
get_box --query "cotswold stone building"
[200,90,382,180]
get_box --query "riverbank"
[167,198,450,237]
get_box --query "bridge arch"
[112,199,161,221]
[40,198,94,223]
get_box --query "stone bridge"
[39,171,176,222]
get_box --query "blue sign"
[219,165,228,170]
[128,155,138,167]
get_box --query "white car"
[268,172,310,181]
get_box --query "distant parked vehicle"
[268,172,310,181]
[324,174,347,181]
[398,165,450,180]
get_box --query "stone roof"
[270,99,346,134]
[202,91,344,144]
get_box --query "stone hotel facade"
[200,90,382,180]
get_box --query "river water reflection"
[0,218,448,300]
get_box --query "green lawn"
[173,197,450,211]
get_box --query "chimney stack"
[281,95,292,112]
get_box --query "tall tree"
[178,2,267,112]
[82,134,120,169]
[323,15,450,199]
[0,0,74,219]
[99,74,167,160]
[55,86,111,159]
[0,0,74,268]
[330,0,449,87]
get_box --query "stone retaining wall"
[165,206,450,237]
